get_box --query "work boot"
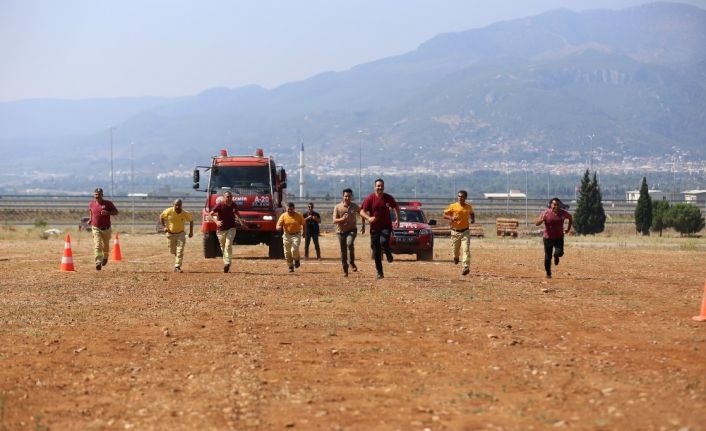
[350,263,357,272]
[385,252,393,263]
[376,272,384,279]
[224,264,230,273]
[462,267,470,276]
[294,260,300,268]
[95,262,102,271]
[102,258,108,267]
[288,266,294,273]
[554,255,560,266]
[174,266,182,273]
[453,257,459,265]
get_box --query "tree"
[634,177,652,235]
[651,199,670,237]
[665,203,705,236]
[574,170,606,235]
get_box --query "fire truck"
[193,149,287,259]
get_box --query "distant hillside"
[1,2,705,178]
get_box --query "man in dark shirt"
[303,202,321,259]
[88,187,118,271]
[360,179,400,279]
[210,191,244,273]
[535,197,573,279]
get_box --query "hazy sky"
[2,0,705,102]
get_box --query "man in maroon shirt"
[535,197,573,279]
[88,187,119,271]
[360,178,400,279]
[209,191,244,273]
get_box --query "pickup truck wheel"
[417,249,434,261]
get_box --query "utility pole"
[110,127,115,197]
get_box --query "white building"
[625,189,668,202]
[484,189,527,200]
[683,190,706,203]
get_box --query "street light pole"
[357,130,365,200]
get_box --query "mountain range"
[2,1,705,181]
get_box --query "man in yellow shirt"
[276,202,305,273]
[443,190,475,276]
[160,199,194,272]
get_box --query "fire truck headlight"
[262,215,273,221]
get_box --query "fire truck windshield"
[210,166,271,195]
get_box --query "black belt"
[452,228,468,233]
[94,226,111,231]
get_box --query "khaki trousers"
[450,229,471,269]
[167,231,187,267]
[217,228,237,265]
[91,227,111,263]
[282,231,301,267]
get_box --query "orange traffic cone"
[59,233,75,272]
[111,232,122,262]
[693,281,706,322]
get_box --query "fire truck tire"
[203,232,222,258]
[268,234,284,259]
[417,249,434,261]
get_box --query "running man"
[443,190,475,276]
[332,188,366,277]
[160,199,194,272]
[535,197,573,279]
[303,202,321,259]
[210,191,244,273]
[88,187,118,271]
[360,179,400,279]
[277,202,305,273]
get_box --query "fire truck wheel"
[268,234,284,259]
[203,232,222,259]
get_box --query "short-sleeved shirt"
[361,193,398,231]
[277,211,304,234]
[160,207,193,233]
[89,199,117,229]
[304,210,321,236]
[542,208,571,240]
[444,202,474,230]
[211,203,241,231]
[333,202,360,233]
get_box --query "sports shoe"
[95,262,102,271]
[101,258,108,267]
[462,267,470,276]
[288,266,294,273]
[546,273,552,279]
[350,263,358,272]
[385,252,393,263]
[294,260,301,268]
[554,255,560,266]
[453,257,459,265]
[376,272,384,279]
[174,266,182,273]
[343,269,348,277]
[224,264,230,273]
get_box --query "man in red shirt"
[535,197,573,279]
[360,178,400,279]
[210,191,244,273]
[88,187,119,271]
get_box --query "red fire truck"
[193,149,287,259]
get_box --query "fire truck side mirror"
[277,167,287,189]
[192,169,200,189]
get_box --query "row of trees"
[634,177,705,236]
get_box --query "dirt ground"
[1,230,705,430]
